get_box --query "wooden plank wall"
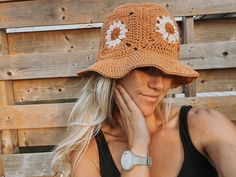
[0,0,236,176]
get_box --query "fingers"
[116,85,140,114]
[114,86,132,140]
[114,86,131,113]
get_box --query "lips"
[140,94,159,102]
[142,94,159,97]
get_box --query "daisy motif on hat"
[156,15,179,44]
[105,20,128,48]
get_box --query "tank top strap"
[95,130,120,177]
[179,105,209,160]
[179,105,200,156]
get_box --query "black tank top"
[95,105,218,177]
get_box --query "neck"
[145,113,164,135]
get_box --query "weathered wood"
[0,29,11,107]
[0,30,6,176]
[0,29,16,177]
[180,40,236,70]
[0,0,32,2]
[0,81,14,105]
[197,68,236,92]
[0,0,236,28]
[1,130,19,154]
[195,18,236,43]
[13,77,82,104]
[7,28,100,55]
[18,127,66,146]
[1,40,236,80]
[183,17,194,44]
[0,29,9,56]
[182,16,196,97]
[0,96,235,130]
[3,152,56,177]
[0,30,12,105]
[0,102,73,129]
[0,132,3,175]
[0,51,96,80]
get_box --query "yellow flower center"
[165,23,175,34]
[111,28,120,40]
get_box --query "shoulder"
[187,107,234,132]
[71,138,100,177]
[187,107,236,175]
[187,107,236,148]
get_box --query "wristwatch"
[121,150,152,171]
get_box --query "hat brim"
[77,51,199,88]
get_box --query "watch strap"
[133,154,152,167]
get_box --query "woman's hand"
[114,84,150,154]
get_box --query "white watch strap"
[133,154,152,167]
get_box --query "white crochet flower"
[105,20,128,48]
[156,15,179,44]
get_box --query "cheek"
[134,94,164,117]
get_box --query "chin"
[140,106,157,117]
[135,97,161,117]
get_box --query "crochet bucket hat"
[77,3,199,88]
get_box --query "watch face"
[121,151,133,170]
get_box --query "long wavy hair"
[51,72,174,177]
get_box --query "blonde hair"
[51,73,173,177]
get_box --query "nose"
[148,75,164,91]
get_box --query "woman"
[51,3,236,177]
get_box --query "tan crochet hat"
[77,3,199,88]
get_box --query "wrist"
[131,146,149,156]
[120,150,152,171]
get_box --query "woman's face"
[116,67,172,117]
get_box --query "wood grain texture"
[3,152,56,177]
[0,0,236,28]
[195,18,236,43]
[0,51,96,80]
[18,127,66,146]
[180,41,236,70]
[0,140,3,175]
[0,0,33,2]
[1,41,236,80]
[1,130,19,154]
[0,29,9,56]
[182,16,194,44]
[197,68,236,92]
[0,96,235,130]
[0,81,14,105]
[7,29,100,55]
[0,102,73,129]
[0,28,16,177]
[182,16,196,97]
[13,77,82,104]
